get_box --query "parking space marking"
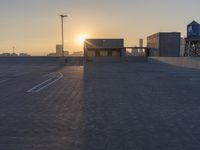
[27,72,63,93]
[26,78,53,92]
[42,72,56,77]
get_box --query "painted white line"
[42,72,56,77]
[27,72,63,93]
[34,72,63,92]
[27,78,52,92]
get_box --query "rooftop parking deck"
[0,59,200,150]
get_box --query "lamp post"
[60,14,68,57]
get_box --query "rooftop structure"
[187,20,200,39]
[147,32,181,57]
[185,20,200,56]
[84,39,125,61]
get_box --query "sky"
[0,0,200,55]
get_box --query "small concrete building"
[84,39,125,61]
[147,32,181,57]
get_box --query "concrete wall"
[85,39,124,49]
[147,32,180,57]
[90,56,148,63]
[149,57,200,69]
[147,33,160,56]
[0,56,148,64]
[0,56,62,64]
[159,33,180,57]
[65,57,84,65]
[0,56,84,65]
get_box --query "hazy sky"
[0,0,200,55]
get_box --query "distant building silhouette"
[70,51,83,56]
[131,39,144,56]
[19,53,30,56]
[0,53,18,56]
[47,45,69,56]
[64,51,69,56]
[56,45,62,56]
[11,53,18,56]
[56,44,69,56]
[139,39,143,47]
[47,53,56,56]
[1,53,11,56]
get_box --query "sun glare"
[78,34,88,45]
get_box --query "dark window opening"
[108,51,112,56]
[96,51,100,57]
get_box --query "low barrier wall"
[0,56,84,65]
[0,56,148,64]
[149,57,200,69]
[0,56,62,64]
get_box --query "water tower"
[184,20,200,56]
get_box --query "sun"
[78,34,88,45]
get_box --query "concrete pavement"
[0,61,200,150]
